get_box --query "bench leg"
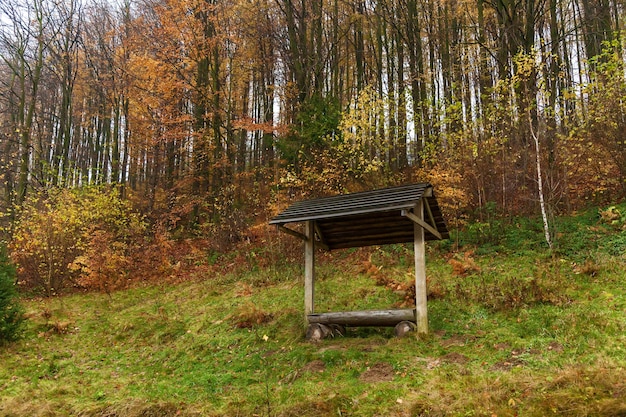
[394,321,416,338]
[306,323,332,341]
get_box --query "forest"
[1,2,626,415]
[1,0,626,292]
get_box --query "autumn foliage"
[0,247,23,342]
[2,0,626,297]
[448,251,482,277]
[9,187,145,295]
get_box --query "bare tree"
[0,0,49,205]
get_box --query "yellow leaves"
[336,85,387,178]
[8,186,145,295]
[599,206,623,227]
[471,142,478,158]
[68,255,88,273]
[513,52,536,79]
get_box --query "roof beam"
[314,222,330,251]
[401,206,443,240]
[424,198,437,231]
[278,224,329,250]
[277,225,307,241]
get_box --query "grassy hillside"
[1,206,626,416]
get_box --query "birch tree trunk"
[529,111,553,250]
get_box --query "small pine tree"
[0,248,24,343]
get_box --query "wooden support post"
[305,220,315,317]
[414,199,428,334]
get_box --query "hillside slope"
[1,207,626,416]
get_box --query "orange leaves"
[232,302,273,329]
[359,258,415,308]
[448,251,481,277]
[412,165,470,229]
[233,117,288,136]
[76,230,132,294]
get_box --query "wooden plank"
[307,309,416,327]
[270,203,417,225]
[321,222,442,239]
[320,219,413,234]
[323,230,442,250]
[269,184,431,225]
[414,199,428,334]
[319,214,410,232]
[323,229,414,241]
[277,224,329,250]
[329,237,415,250]
[305,220,315,316]
[321,216,443,231]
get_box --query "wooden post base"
[306,323,332,341]
[305,323,346,341]
[394,320,416,338]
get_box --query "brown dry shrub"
[448,251,481,277]
[574,258,601,277]
[232,302,273,328]
[526,365,626,416]
[360,259,393,287]
[410,398,447,417]
[360,257,447,307]
[82,399,203,417]
[411,164,470,230]
[74,231,133,293]
[44,320,72,336]
[600,206,622,224]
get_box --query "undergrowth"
[0,206,625,416]
[0,247,23,343]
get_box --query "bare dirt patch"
[547,341,564,352]
[493,342,511,351]
[359,362,395,383]
[302,359,326,374]
[490,356,525,371]
[440,352,470,365]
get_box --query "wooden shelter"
[269,183,448,338]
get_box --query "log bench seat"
[306,309,417,340]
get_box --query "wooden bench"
[306,309,417,340]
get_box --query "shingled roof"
[270,183,449,250]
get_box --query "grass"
[1,206,626,416]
